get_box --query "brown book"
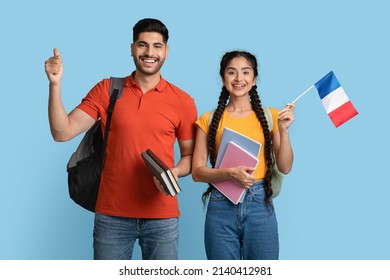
[141,149,181,196]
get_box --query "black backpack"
[67,77,124,212]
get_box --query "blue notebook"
[215,127,262,168]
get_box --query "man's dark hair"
[133,18,169,44]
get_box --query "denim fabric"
[93,213,179,260]
[204,181,279,260]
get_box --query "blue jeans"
[204,181,279,260]
[93,213,179,260]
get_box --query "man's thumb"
[53,48,60,57]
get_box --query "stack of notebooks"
[141,149,181,196]
[212,128,262,204]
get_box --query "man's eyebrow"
[136,41,165,46]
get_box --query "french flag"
[314,71,358,127]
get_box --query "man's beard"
[133,57,165,76]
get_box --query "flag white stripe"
[321,86,349,114]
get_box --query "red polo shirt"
[77,74,197,218]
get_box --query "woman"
[192,51,295,260]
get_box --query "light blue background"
[1,0,389,260]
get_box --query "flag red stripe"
[328,101,358,128]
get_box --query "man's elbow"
[52,136,67,142]
[51,131,72,142]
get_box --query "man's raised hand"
[45,48,63,84]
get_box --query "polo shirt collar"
[125,71,167,92]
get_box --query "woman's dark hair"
[133,18,169,44]
[202,51,274,205]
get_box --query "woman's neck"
[226,99,252,113]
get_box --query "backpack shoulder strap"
[101,77,125,168]
[109,77,125,99]
[262,106,273,131]
[262,106,284,197]
[106,77,124,114]
[104,77,124,132]
[208,110,215,126]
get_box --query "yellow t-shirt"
[195,108,279,180]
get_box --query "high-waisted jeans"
[205,181,279,260]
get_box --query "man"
[45,18,197,260]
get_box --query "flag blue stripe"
[314,71,341,99]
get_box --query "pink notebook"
[212,141,259,204]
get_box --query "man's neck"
[133,71,161,93]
